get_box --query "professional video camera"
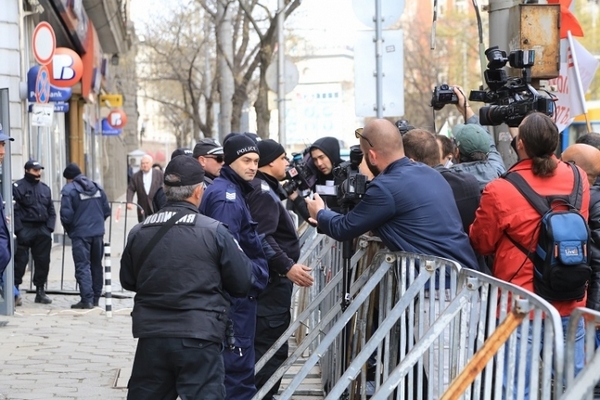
[281,150,317,197]
[316,145,369,209]
[430,84,459,110]
[469,46,554,127]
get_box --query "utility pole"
[217,0,234,142]
[375,0,383,118]
[277,0,286,148]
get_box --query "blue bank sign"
[101,118,122,136]
[28,66,72,103]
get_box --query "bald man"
[562,143,600,316]
[306,119,479,270]
[127,155,164,222]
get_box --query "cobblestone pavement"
[0,199,138,399]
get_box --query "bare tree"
[137,2,218,144]
[199,0,302,139]
[402,7,484,133]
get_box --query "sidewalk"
[0,197,139,399]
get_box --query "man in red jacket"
[470,112,588,399]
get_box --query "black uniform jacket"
[586,183,600,311]
[120,201,254,343]
[13,177,56,232]
[248,171,300,316]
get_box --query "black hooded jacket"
[310,137,344,211]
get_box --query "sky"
[129,0,366,47]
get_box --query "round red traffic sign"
[35,65,51,103]
[32,22,56,66]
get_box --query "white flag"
[567,31,599,117]
[549,34,599,131]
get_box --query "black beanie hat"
[223,133,260,165]
[257,139,285,168]
[63,163,82,180]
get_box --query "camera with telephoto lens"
[281,150,318,197]
[468,46,554,127]
[430,84,459,110]
[316,145,369,210]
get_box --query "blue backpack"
[503,163,592,302]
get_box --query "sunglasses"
[355,128,373,148]
[204,155,224,163]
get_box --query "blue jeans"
[71,236,104,304]
[503,316,584,400]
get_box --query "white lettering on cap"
[236,146,257,155]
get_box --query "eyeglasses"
[355,128,373,148]
[204,155,224,163]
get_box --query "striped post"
[104,242,112,318]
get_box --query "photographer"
[246,139,314,399]
[449,86,506,191]
[305,119,479,271]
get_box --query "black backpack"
[503,163,592,302]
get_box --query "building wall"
[0,1,26,181]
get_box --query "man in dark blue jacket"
[199,133,269,400]
[60,163,111,309]
[306,119,479,271]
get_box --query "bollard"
[104,242,112,318]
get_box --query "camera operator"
[305,119,479,270]
[246,139,314,399]
[449,86,506,191]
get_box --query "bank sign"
[28,65,72,103]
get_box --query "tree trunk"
[254,49,271,138]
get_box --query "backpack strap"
[502,171,550,216]
[566,162,583,210]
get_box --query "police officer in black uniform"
[247,139,314,399]
[120,155,254,400]
[13,160,55,305]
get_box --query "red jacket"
[469,157,590,316]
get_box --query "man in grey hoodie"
[60,163,111,309]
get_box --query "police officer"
[193,138,224,186]
[200,133,269,400]
[0,125,13,301]
[120,156,253,400]
[13,160,55,305]
[247,139,314,399]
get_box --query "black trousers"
[14,225,52,287]
[128,337,225,400]
[254,311,291,399]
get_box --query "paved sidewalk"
[0,196,139,399]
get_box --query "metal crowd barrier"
[23,200,142,294]
[257,238,568,400]
[561,307,600,400]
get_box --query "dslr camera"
[281,150,317,197]
[468,46,554,127]
[395,119,415,135]
[430,84,459,110]
[316,145,369,210]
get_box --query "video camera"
[430,84,459,110]
[469,46,554,127]
[316,145,369,209]
[281,150,318,197]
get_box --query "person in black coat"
[121,156,253,400]
[13,160,56,305]
[247,140,314,399]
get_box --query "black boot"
[34,286,52,304]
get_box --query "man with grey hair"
[120,155,254,400]
[127,154,164,222]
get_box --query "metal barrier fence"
[22,200,142,293]
[258,237,569,400]
[561,307,600,400]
